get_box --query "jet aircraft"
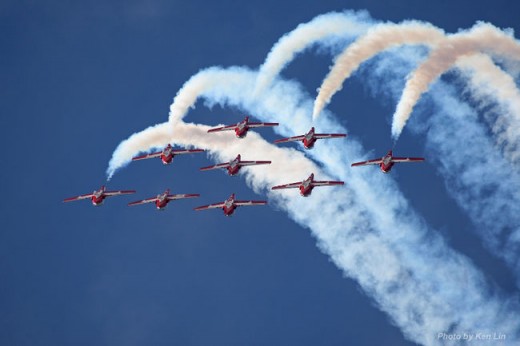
[274,127,346,149]
[271,173,344,196]
[132,144,204,165]
[207,116,279,138]
[194,193,267,216]
[63,185,135,206]
[128,189,199,210]
[199,154,271,176]
[351,150,425,173]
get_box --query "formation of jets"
[64,114,424,216]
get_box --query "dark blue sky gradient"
[1,1,520,345]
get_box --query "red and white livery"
[271,173,344,197]
[194,193,267,216]
[274,127,346,149]
[351,150,425,173]
[63,185,135,206]
[132,144,204,165]
[128,189,199,210]
[207,116,279,138]
[199,154,271,176]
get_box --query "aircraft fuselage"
[299,176,314,196]
[227,158,241,175]
[380,152,394,173]
[303,129,316,149]
[91,188,106,205]
[156,194,169,209]
[223,198,237,216]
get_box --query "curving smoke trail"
[255,13,520,167]
[455,54,520,165]
[252,13,520,283]
[254,10,371,95]
[108,67,520,345]
[302,18,520,166]
[391,22,520,140]
[312,21,446,118]
[363,45,520,287]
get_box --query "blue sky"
[1,1,520,345]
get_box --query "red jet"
[274,127,346,149]
[199,154,271,176]
[194,193,267,216]
[351,150,425,173]
[271,173,344,196]
[128,189,199,210]
[132,144,204,165]
[63,185,135,206]
[207,116,279,138]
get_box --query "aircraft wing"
[194,202,226,211]
[247,122,279,128]
[238,160,271,167]
[104,190,136,197]
[132,151,162,161]
[234,200,267,206]
[207,125,236,133]
[313,133,347,139]
[128,197,156,206]
[271,182,301,190]
[351,158,383,167]
[312,181,344,187]
[172,149,204,155]
[200,163,230,171]
[167,193,200,200]
[63,193,93,202]
[392,157,425,163]
[273,135,305,144]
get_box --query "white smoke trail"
[312,21,446,118]
[254,10,371,95]
[363,46,520,287]
[456,54,520,164]
[107,123,172,180]
[391,22,520,139]
[251,11,520,280]
[260,14,520,167]
[261,9,520,281]
[108,67,520,345]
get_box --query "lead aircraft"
[199,154,271,176]
[63,185,135,206]
[207,116,279,138]
[351,150,425,173]
[194,193,267,216]
[128,189,199,210]
[132,144,204,165]
[271,173,344,197]
[274,127,346,149]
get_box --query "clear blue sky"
[1,1,519,345]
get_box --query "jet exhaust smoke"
[313,21,446,118]
[255,10,371,95]
[391,22,520,140]
[260,11,520,290]
[456,54,520,165]
[364,45,520,289]
[108,67,520,345]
